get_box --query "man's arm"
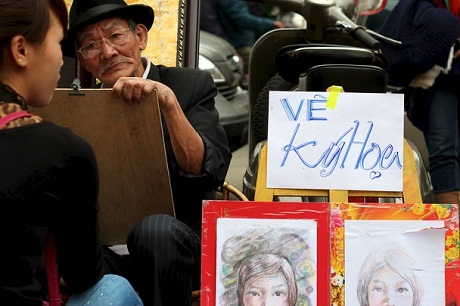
[111,76,205,175]
[159,92,204,175]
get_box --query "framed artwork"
[201,200,331,306]
[330,202,459,306]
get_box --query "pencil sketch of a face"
[216,218,317,306]
[345,220,445,306]
[237,253,297,306]
[357,246,423,306]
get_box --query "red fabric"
[0,111,32,129]
[435,0,460,19]
[44,234,62,306]
[448,0,460,18]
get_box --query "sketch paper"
[215,218,318,306]
[267,91,404,191]
[344,220,445,306]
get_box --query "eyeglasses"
[77,28,132,59]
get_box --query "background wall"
[64,0,179,67]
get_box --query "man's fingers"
[112,78,156,104]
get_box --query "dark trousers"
[103,214,201,306]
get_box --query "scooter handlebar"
[327,5,382,50]
[256,0,384,50]
[352,27,381,50]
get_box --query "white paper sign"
[267,91,404,191]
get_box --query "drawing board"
[31,88,174,245]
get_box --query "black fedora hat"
[62,0,154,58]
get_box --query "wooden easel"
[254,140,423,203]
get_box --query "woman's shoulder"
[30,121,96,157]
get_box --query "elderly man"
[62,0,232,305]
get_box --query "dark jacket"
[0,88,104,304]
[378,0,460,131]
[379,0,460,87]
[200,0,230,41]
[147,64,232,233]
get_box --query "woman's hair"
[357,245,424,306]
[237,253,298,306]
[0,0,68,69]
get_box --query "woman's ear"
[9,35,28,67]
[134,24,149,51]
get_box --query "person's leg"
[127,214,201,306]
[66,274,143,306]
[423,88,460,203]
[237,47,252,90]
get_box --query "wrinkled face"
[27,11,64,107]
[242,274,290,306]
[76,17,147,86]
[368,265,414,306]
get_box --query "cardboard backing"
[31,88,174,245]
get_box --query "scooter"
[242,0,434,202]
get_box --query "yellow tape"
[326,86,344,110]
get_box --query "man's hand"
[112,77,175,111]
[454,49,460,59]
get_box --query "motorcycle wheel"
[252,73,297,146]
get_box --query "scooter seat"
[275,44,387,84]
[300,63,388,93]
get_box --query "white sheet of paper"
[344,220,445,306]
[215,218,318,306]
[267,91,404,191]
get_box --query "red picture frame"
[330,202,459,305]
[201,200,331,306]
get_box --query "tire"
[252,74,297,146]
